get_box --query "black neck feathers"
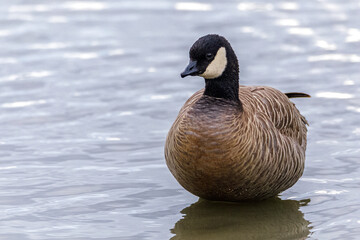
[204,74,239,103]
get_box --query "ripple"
[105,137,122,141]
[0,58,17,64]
[0,166,17,170]
[280,44,304,53]
[119,111,134,116]
[29,42,69,50]
[8,4,51,13]
[73,166,119,171]
[1,100,48,108]
[275,18,299,26]
[237,3,274,11]
[147,67,157,73]
[0,30,11,37]
[346,28,360,42]
[316,40,337,50]
[320,2,340,11]
[150,95,171,100]
[47,16,68,23]
[278,2,299,10]
[0,74,20,82]
[344,80,355,85]
[63,52,99,59]
[322,118,343,125]
[0,72,52,82]
[108,49,125,56]
[353,128,360,135]
[347,106,360,113]
[308,54,360,62]
[301,178,358,183]
[28,71,53,78]
[63,1,107,11]
[175,2,212,11]
[7,14,34,21]
[240,27,268,38]
[315,190,348,195]
[90,133,126,141]
[288,27,314,36]
[316,140,339,145]
[315,92,354,99]
[140,94,172,101]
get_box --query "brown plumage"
[165,34,309,201]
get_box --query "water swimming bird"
[165,34,309,201]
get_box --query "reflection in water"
[171,198,310,240]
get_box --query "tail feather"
[285,92,311,98]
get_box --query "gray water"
[0,0,359,239]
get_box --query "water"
[0,0,359,239]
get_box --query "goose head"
[181,34,239,80]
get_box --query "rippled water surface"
[0,0,359,239]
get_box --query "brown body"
[165,86,308,201]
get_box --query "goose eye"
[206,53,213,60]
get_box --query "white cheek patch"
[199,47,227,79]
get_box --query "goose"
[165,34,309,201]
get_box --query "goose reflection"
[171,198,311,240]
